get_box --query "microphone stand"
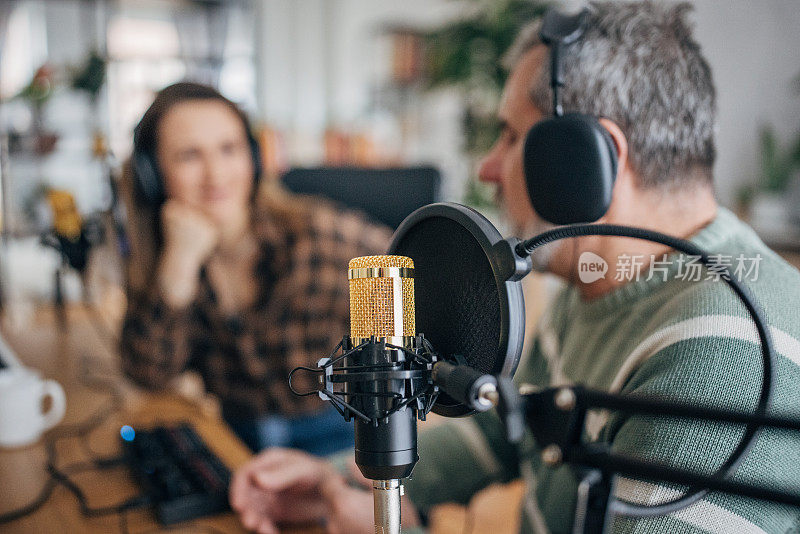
[517,386,800,534]
[508,222,800,531]
[373,479,402,534]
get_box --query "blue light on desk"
[120,425,136,442]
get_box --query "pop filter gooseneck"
[516,224,776,518]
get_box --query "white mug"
[0,367,66,448]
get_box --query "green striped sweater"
[404,208,800,534]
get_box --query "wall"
[692,0,800,207]
[4,0,799,303]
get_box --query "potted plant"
[71,50,109,159]
[13,63,59,155]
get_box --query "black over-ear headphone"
[523,8,618,225]
[132,109,263,207]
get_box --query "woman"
[120,82,390,455]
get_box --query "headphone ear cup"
[248,132,263,185]
[523,113,618,225]
[132,147,164,206]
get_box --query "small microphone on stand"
[339,255,523,533]
[290,253,438,533]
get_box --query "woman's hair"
[123,82,307,293]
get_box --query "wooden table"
[0,304,323,534]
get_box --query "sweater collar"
[564,207,743,316]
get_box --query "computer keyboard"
[121,422,232,525]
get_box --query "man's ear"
[598,118,628,178]
[595,118,634,224]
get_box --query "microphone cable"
[0,424,146,527]
[516,223,776,518]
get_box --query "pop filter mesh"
[392,216,501,375]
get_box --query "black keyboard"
[121,423,232,525]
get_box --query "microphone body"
[347,336,418,480]
[347,255,419,534]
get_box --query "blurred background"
[0,0,799,314]
[0,1,798,532]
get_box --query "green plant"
[423,0,549,207]
[16,64,56,108]
[71,50,106,102]
[759,125,800,193]
[425,0,548,97]
[737,72,800,211]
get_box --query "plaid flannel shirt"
[121,199,391,419]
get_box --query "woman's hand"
[157,201,219,308]
[161,200,220,264]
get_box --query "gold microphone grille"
[348,255,415,341]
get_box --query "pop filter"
[387,203,531,416]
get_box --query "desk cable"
[0,354,142,526]
[0,322,235,533]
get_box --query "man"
[230,3,800,533]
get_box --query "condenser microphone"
[347,255,418,534]
[289,203,532,531]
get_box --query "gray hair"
[504,1,716,188]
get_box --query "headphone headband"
[540,8,589,117]
[522,7,618,225]
[539,7,589,46]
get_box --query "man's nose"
[478,150,502,184]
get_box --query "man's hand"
[231,448,422,534]
[230,448,373,534]
[319,476,375,534]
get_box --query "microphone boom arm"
[514,223,778,518]
[517,385,800,533]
